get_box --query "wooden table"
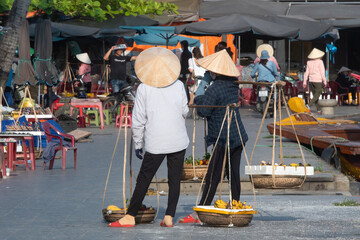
[51,99,104,129]
[0,133,36,171]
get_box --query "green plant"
[2,0,178,21]
[314,163,324,172]
[184,154,208,165]
[333,198,360,206]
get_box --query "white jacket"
[132,80,189,154]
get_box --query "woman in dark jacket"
[180,49,248,223]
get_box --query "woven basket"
[102,209,156,223]
[182,165,208,180]
[196,211,253,227]
[251,175,304,189]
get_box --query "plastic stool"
[103,109,112,126]
[86,109,100,126]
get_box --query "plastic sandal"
[179,214,200,223]
[160,220,174,227]
[108,221,135,228]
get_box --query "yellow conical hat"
[197,49,240,77]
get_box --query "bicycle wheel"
[103,97,119,120]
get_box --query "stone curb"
[149,173,350,195]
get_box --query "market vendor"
[108,47,189,228]
[335,66,357,104]
[180,49,248,223]
[76,53,92,93]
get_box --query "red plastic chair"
[294,81,309,104]
[41,121,77,171]
[284,80,296,100]
[328,81,349,105]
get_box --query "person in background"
[180,40,192,100]
[250,50,279,82]
[109,47,189,228]
[188,47,206,106]
[254,44,280,71]
[103,44,137,93]
[76,53,92,93]
[335,66,357,105]
[303,48,327,113]
[180,49,248,224]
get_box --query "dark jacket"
[180,49,192,75]
[194,77,248,148]
[335,73,354,93]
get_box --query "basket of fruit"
[194,199,256,227]
[102,204,155,223]
[245,162,313,189]
[182,153,210,180]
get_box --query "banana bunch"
[214,199,228,209]
[106,205,123,211]
[214,199,253,209]
[232,200,253,209]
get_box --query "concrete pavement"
[0,105,360,239]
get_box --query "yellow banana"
[214,199,227,209]
[107,205,121,211]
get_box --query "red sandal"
[160,220,174,227]
[108,221,135,228]
[179,214,200,223]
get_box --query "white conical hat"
[76,53,91,64]
[256,44,274,58]
[197,49,240,77]
[338,66,351,74]
[308,48,325,59]
[135,47,180,88]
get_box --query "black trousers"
[199,145,243,205]
[127,149,186,217]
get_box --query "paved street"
[1,106,360,239]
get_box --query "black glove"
[135,148,143,160]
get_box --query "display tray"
[245,165,314,176]
[102,208,156,223]
[24,114,54,119]
[5,131,44,136]
[194,206,255,227]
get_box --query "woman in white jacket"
[109,47,189,228]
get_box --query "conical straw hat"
[135,47,180,88]
[76,53,91,64]
[197,49,240,77]
[256,44,274,58]
[308,48,325,59]
[338,66,351,74]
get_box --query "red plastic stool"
[115,104,133,128]
[7,141,26,171]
